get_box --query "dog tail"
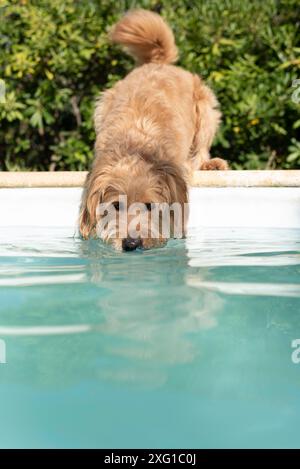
[110,9,178,65]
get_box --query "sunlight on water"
[0,226,300,448]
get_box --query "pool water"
[0,226,300,448]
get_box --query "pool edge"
[0,170,300,188]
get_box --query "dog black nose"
[122,237,142,251]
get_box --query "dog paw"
[200,158,229,171]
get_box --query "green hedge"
[0,0,299,170]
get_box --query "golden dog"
[79,9,228,251]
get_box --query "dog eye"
[145,203,152,211]
[112,201,120,211]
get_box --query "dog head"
[79,153,188,251]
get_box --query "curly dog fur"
[80,9,228,250]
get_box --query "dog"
[79,9,228,251]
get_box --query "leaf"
[279,59,300,69]
[30,110,44,133]
[45,69,54,80]
[219,38,236,46]
[293,120,300,129]
[271,122,287,135]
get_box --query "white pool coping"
[0,170,300,188]
[0,186,300,231]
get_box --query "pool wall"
[0,171,300,232]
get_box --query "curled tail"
[110,9,178,65]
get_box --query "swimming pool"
[0,185,300,448]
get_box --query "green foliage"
[0,0,299,170]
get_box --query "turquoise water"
[0,226,300,449]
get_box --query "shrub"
[0,0,299,170]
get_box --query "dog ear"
[79,167,108,239]
[154,160,189,238]
[154,160,188,205]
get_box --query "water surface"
[0,227,300,448]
